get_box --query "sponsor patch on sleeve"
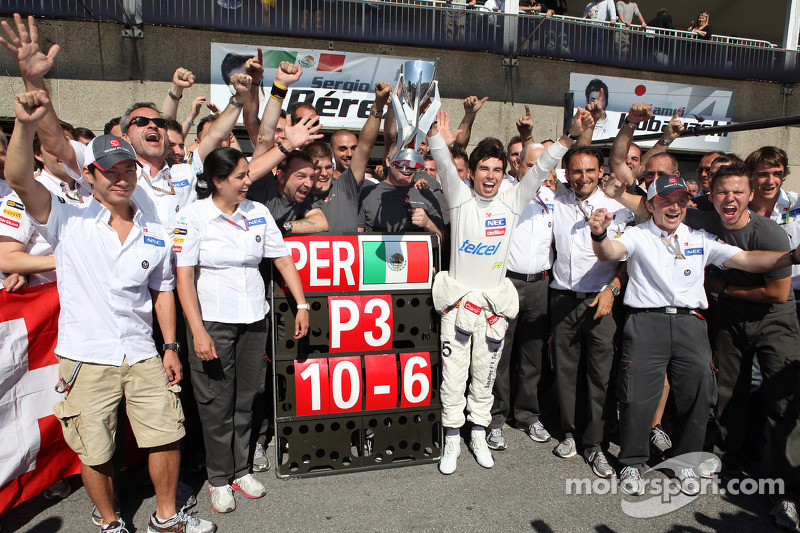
[144,235,165,247]
[0,216,20,228]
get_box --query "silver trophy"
[391,60,441,172]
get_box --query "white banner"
[211,43,435,130]
[569,73,735,151]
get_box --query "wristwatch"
[163,342,181,352]
[282,220,293,235]
[602,284,620,297]
[229,95,245,108]
[297,303,310,310]
[370,107,384,118]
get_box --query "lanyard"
[576,198,593,221]
[223,214,249,231]
[533,193,549,214]
[143,172,175,195]
[661,234,685,260]
[60,181,83,203]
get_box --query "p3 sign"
[328,295,393,352]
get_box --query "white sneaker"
[232,474,266,498]
[439,435,461,475]
[469,430,494,468]
[252,442,271,472]
[208,484,235,513]
[674,468,700,496]
[147,510,217,533]
[697,456,721,479]
[619,466,645,496]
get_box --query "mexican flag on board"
[361,237,432,286]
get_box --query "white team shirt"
[32,194,174,365]
[0,180,12,199]
[429,134,568,291]
[615,219,742,309]
[767,188,800,289]
[0,171,91,286]
[550,187,634,292]
[499,175,555,274]
[174,197,289,324]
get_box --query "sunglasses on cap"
[127,116,167,129]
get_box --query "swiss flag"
[0,283,80,515]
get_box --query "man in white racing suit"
[428,108,593,474]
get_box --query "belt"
[506,270,548,283]
[627,306,696,315]
[555,289,598,299]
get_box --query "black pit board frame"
[271,233,442,478]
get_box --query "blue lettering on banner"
[144,236,166,247]
[249,217,267,226]
[172,179,190,188]
[458,240,499,256]
[684,247,703,256]
[485,218,506,228]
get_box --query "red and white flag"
[0,282,80,514]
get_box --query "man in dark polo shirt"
[358,143,445,239]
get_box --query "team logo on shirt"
[174,237,184,244]
[2,208,21,219]
[684,247,703,256]
[684,269,691,276]
[0,216,19,228]
[492,262,503,269]
[486,228,506,237]
[459,239,500,256]
[56,196,66,204]
[174,246,182,253]
[789,207,800,218]
[463,301,481,315]
[142,260,150,269]
[255,235,261,243]
[174,228,188,235]
[144,236,165,247]
[172,179,190,188]
[249,217,267,226]
[5,200,24,211]
[485,218,506,228]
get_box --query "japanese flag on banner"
[0,282,80,515]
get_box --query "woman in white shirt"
[175,147,309,514]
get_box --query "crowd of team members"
[0,11,799,533]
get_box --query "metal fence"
[2,0,798,84]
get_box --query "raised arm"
[242,49,264,146]
[253,61,303,158]
[350,82,392,184]
[609,102,652,187]
[248,115,323,181]
[640,107,684,169]
[194,72,251,163]
[575,100,604,147]
[515,104,533,145]
[161,67,196,122]
[0,14,77,175]
[5,91,52,224]
[453,95,488,149]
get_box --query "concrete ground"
[1,423,787,533]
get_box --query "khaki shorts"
[53,356,185,466]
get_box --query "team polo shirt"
[32,195,174,366]
[174,197,289,324]
[615,219,742,309]
[428,133,567,290]
[313,167,360,233]
[0,171,91,286]
[246,172,316,226]
[550,188,634,293]
[499,175,555,274]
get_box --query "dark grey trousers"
[550,289,617,453]
[490,276,549,429]
[714,311,800,494]
[617,311,714,470]
[188,318,268,487]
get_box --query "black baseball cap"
[647,175,689,200]
[84,135,139,171]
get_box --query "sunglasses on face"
[127,116,167,129]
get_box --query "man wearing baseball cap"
[4,90,215,533]
[590,169,800,499]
